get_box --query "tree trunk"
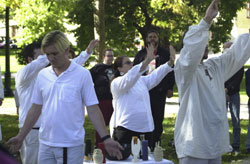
[94,0,105,63]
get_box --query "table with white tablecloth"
[83,155,174,164]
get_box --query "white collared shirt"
[110,62,173,133]
[0,66,4,99]
[174,19,250,159]
[16,51,91,128]
[32,61,98,147]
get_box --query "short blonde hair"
[41,30,70,54]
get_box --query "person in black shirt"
[90,49,114,147]
[224,42,244,155]
[133,30,175,149]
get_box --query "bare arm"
[7,104,42,152]
[87,104,123,159]
[73,40,99,65]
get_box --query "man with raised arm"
[174,0,250,163]
[9,31,122,164]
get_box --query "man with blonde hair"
[8,31,123,164]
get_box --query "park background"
[1,0,250,163]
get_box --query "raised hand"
[204,0,219,24]
[145,43,157,63]
[168,45,176,67]
[86,39,99,54]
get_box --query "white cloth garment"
[0,66,4,99]
[16,51,91,128]
[32,61,98,147]
[110,62,173,134]
[38,143,84,164]
[174,19,250,159]
[16,51,91,164]
[20,129,39,164]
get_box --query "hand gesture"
[104,138,124,160]
[7,135,23,153]
[204,0,219,24]
[86,39,99,54]
[168,45,176,67]
[145,43,157,63]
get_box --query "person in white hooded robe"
[174,0,250,163]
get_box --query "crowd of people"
[0,0,250,164]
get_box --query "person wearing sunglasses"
[109,44,175,150]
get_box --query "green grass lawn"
[1,114,250,164]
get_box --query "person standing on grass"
[14,37,98,164]
[0,66,3,106]
[110,44,175,150]
[224,41,244,156]
[244,68,250,154]
[133,30,175,150]
[90,49,115,147]
[8,30,123,164]
[174,0,250,163]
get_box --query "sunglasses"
[123,61,132,65]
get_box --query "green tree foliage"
[14,0,69,46]
[69,0,249,55]
[2,0,249,65]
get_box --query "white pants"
[20,129,39,164]
[179,156,221,164]
[38,143,84,164]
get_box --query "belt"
[32,127,40,130]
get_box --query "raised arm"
[143,45,175,90]
[73,39,99,65]
[15,55,49,87]
[111,44,157,97]
[175,0,219,85]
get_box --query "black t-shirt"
[90,63,114,100]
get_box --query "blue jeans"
[227,93,241,149]
[246,105,250,149]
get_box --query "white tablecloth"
[83,155,174,164]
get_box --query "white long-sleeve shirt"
[16,51,91,128]
[174,19,250,159]
[110,62,173,134]
[0,66,4,99]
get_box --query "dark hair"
[113,56,127,79]
[147,30,159,37]
[22,42,41,64]
[104,48,113,56]
[69,49,75,58]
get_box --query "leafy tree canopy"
[1,0,248,64]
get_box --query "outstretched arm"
[73,40,99,65]
[175,0,219,88]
